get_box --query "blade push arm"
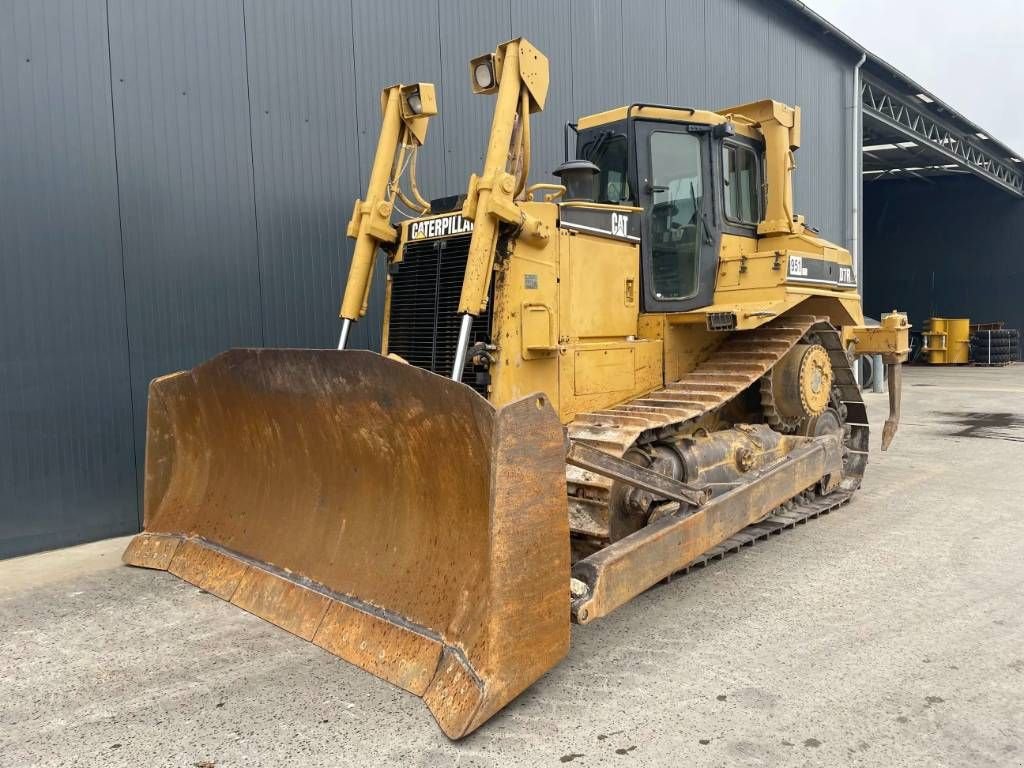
[337,83,436,349]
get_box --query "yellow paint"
[459,39,551,317]
[577,105,760,141]
[922,317,969,364]
[844,312,911,362]
[354,39,907,427]
[558,339,662,422]
[487,203,560,407]
[562,232,639,340]
[574,347,635,395]
[521,303,557,357]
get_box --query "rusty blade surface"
[122,349,570,739]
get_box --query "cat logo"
[409,214,474,241]
[610,212,629,238]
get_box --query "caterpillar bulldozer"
[123,38,909,739]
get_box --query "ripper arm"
[843,312,911,450]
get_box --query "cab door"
[634,122,719,312]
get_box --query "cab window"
[722,143,761,225]
[648,131,703,300]
[580,130,632,204]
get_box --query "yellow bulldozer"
[123,38,910,738]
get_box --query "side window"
[648,131,703,301]
[723,144,761,226]
[579,128,633,205]
[592,135,631,204]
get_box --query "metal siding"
[792,30,849,244]
[348,0,446,351]
[108,0,264,488]
[243,0,361,349]
[703,0,772,108]
[864,177,1024,336]
[620,0,669,104]
[511,0,573,180]
[0,1,138,557]
[439,0,512,188]
[766,11,797,105]
[571,0,625,117]
[664,0,708,107]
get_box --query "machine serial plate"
[786,254,857,288]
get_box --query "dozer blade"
[122,349,570,739]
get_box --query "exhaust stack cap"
[553,160,601,202]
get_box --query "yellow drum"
[924,317,970,364]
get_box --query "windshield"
[577,127,633,204]
[648,131,703,300]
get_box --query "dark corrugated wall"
[864,177,1024,336]
[0,1,138,557]
[1,0,856,557]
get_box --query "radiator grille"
[387,233,492,396]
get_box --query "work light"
[474,61,494,89]
[469,53,498,94]
[406,88,422,115]
[399,83,437,121]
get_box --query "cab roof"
[577,104,762,141]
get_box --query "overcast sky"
[805,0,1024,155]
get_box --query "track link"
[666,490,854,580]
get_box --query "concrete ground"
[3,365,1023,768]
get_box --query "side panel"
[563,235,639,340]
[488,206,561,408]
[489,210,663,422]
[573,348,636,395]
[556,228,661,421]
[559,341,662,422]
[638,315,723,384]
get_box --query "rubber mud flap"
[122,349,570,738]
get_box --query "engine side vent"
[387,233,492,396]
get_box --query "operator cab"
[574,106,765,313]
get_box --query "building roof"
[775,0,1024,196]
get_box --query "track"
[667,489,854,580]
[566,314,870,546]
